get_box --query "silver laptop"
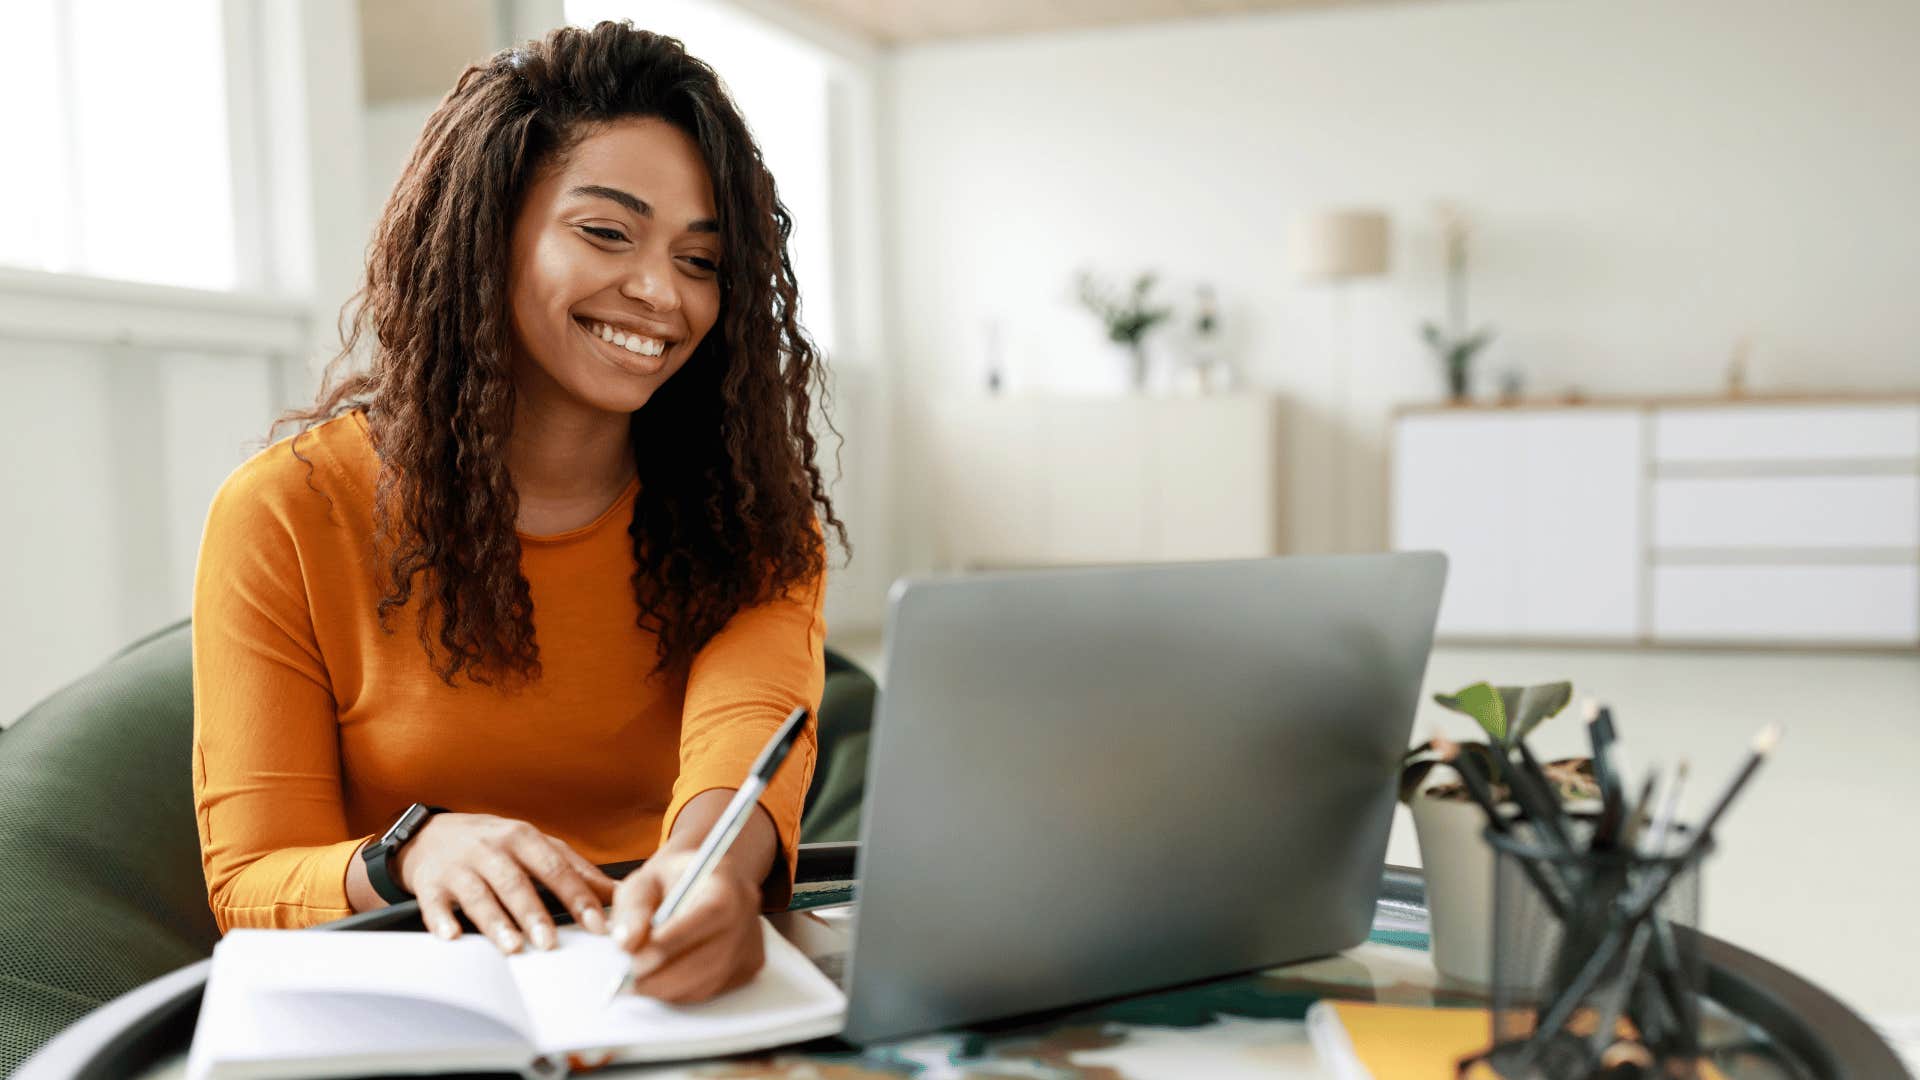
[793,553,1446,1045]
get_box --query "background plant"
[1400,680,1598,803]
[1420,204,1495,401]
[1076,269,1173,364]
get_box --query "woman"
[191,21,844,1005]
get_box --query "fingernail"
[494,928,522,953]
[610,920,632,945]
[432,920,456,940]
[581,907,607,934]
[534,924,557,951]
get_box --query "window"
[564,0,837,354]
[0,0,238,291]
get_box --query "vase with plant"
[1400,680,1597,984]
[1190,283,1232,394]
[1420,204,1495,404]
[1076,269,1173,393]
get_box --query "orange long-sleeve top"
[191,409,823,932]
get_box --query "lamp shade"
[1287,209,1391,281]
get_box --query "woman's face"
[506,116,723,416]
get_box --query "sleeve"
[663,554,827,911]
[191,465,374,932]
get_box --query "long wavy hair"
[276,21,845,688]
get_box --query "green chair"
[801,648,876,844]
[0,621,213,1075]
[0,617,876,1073]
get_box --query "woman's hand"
[392,812,618,953]
[607,849,766,1003]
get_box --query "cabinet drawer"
[1652,564,1920,644]
[1653,405,1920,464]
[1652,475,1920,549]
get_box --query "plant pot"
[1105,340,1153,394]
[1410,792,1500,985]
[1411,791,1571,988]
[1446,355,1472,402]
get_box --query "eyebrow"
[569,184,720,234]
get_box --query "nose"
[618,249,681,314]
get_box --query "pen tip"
[1752,723,1783,755]
[1675,759,1691,779]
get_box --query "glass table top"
[116,881,1822,1080]
[598,884,1810,1079]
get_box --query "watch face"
[380,803,432,848]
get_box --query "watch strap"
[362,803,446,903]
[363,840,411,904]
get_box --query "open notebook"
[186,919,847,1080]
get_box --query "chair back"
[0,618,216,1073]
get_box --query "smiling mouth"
[574,317,670,371]
[572,313,672,359]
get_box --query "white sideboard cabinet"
[1391,397,1920,648]
[928,395,1285,570]
[1393,408,1645,640]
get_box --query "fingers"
[446,868,522,954]
[616,871,763,1004]
[568,850,620,901]
[642,872,744,955]
[609,868,665,953]
[417,888,463,941]
[513,831,612,936]
[626,915,765,1004]
[475,841,558,952]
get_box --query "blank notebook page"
[507,918,847,1061]
[189,930,533,1078]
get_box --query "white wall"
[884,0,1920,572]
[0,270,305,725]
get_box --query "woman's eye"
[580,226,627,243]
[681,256,720,273]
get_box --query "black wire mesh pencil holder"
[1459,825,1714,1079]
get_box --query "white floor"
[828,631,1920,1026]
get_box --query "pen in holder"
[1472,822,1712,1079]
[1450,713,1777,1080]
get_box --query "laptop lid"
[841,552,1447,1044]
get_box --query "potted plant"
[1400,680,1598,985]
[1419,204,1495,403]
[1075,269,1173,393]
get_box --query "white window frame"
[0,0,319,372]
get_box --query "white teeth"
[588,320,665,357]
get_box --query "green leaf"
[1433,682,1507,744]
[1502,681,1574,742]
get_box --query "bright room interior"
[3,0,1916,1072]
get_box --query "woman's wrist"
[344,837,386,913]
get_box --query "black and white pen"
[605,705,811,1003]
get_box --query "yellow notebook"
[1306,1001,1495,1079]
[1305,1001,1729,1080]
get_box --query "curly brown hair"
[276,21,845,688]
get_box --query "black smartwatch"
[361,803,446,903]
